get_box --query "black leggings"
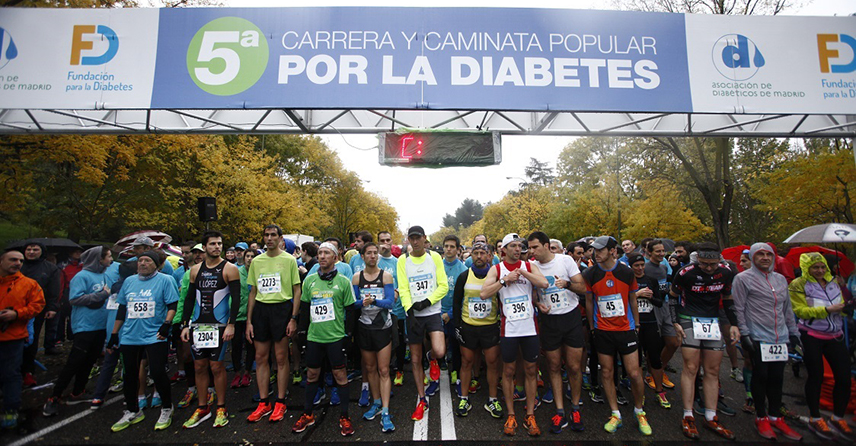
[393,316,407,371]
[638,323,664,370]
[802,332,851,418]
[749,340,786,418]
[232,321,255,372]
[52,330,105,398]
[121,342,171,412]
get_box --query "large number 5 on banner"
[195,31,241,86]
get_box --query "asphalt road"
[2,343,851,446]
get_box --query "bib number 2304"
[193,326,219,349]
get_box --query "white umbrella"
[783,223,856,244]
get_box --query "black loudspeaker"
[197,197,217,222]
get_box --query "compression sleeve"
[166,301,177,312]
[228,279,241,324]
[374,284,395,309]
[650,279,664,308]
[181,280,197,324]
[352,285,364,308]
[298,300,310,333]
[722,298,738,326]
[345,303,357,337]
[397,256,412,311]
[116,304,127,321]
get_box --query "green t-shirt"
[237,265,249,322]
[172,269,191,324]
[248,252,301,304]
[301,272,355,344]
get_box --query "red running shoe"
[754,417,776,440]
[770,417,802,441]
[269,402,287,422]
[230,374,241,389]
[429,360,440,382]
[23,372,37,388]
[339,415,355,436]
[240,373,252,388]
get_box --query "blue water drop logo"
[0,27,18,70]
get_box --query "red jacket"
[0,272,46,342]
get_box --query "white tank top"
[497,261,537,337]
[405,252,441,317]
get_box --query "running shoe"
[550,413,568,434]
[829,417,855,441]
[292,413,315,433]
[620,377,631,390]
[150,395,162,408]
[730,367,744,383]
[524,414,541,436]
[778,404,800,421]
[469,377,480,394]
[247,402,273,423]
[426,380,439,397]
[292,370,302,384]
[542,387,554,404]
[703,416,735,440]
[513,388,526,401]
[1,411,18,430]
[358,387,370,407]
[109,379,124,393]
[90,398,104,410]
[240,373,252,387]
[381,413,395,432]
[451,370,458,383]
[169,371,185,383]
[394,371,404,386]
[230,374,242,389]
[682,416,700,440]
[570,408,584,432]
[411,398,428,421]
[206,390,215,407]
[717,399,737,417]
[178,388,196,409]
[645,375,656,390]
[662,374,675,389]
[42,397,60,417]
[503,415,518,436]
[111,410,145,432]
[456,398,471,417]
[581,373,591,390]
[616,388,628,406]
[313,387,326,406]
[589,385,604,403]
[636,411,652,436]
[484,400,504,418]
[183,407,211,429]
[527,395,541,412]
[657,392,671,409]
[808,417,836,440]
[755,416,776,440]
[347,369,362,382]
[269,402,287,422]
[604,414,622,433]
[330,387,341,406]
[770,416,802,441]
[339,415,355,436]
[429,359,441,382]
[23,372,36,388]
[66,392,92,406]
[455,380,462,398]
[88,365,100,380]
[138,396,148,410]
[154,407,173,431]
[363,403,382,420]
[742,396,755,414]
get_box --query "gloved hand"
[412,300,431,311]
[740,335,755,356]
[106,333,120,351]
[788,334,802,354]
[157,322,171,339]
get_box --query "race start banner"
[0,7,854,114]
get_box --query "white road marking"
[439,370,456,440]
[412,392,429,441]
[8,395,123,446]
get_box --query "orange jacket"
[0,272,46,342]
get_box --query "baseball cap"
[591,236,617,250]
[191,244,204,252]
[471,242,489,252]
[131,236,154,247]
[235,242,249,251]
[407,226,426,237]
[501,233,523,248]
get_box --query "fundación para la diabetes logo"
[187,17,268,96]
[711,34,765,81]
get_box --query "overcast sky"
[225,0,854,235]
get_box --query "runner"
[549,239,564,254]
[179,231,242,429]
[174,243,205,408]
[351,242,396,432]
[347,230,374,408]
[644,240,677,390]
[43,246,114,416]
[732,243,802,441]
[107,251,178,432]
[670,242,738,440]
[582,236,651,436]
[789,252,855,441]
[441,235,468,397]
[481,233,549,437]
[453,242,503,419]
[397,225,449,421]
[627,253,670,409]
[465,234,500,267]
[245,225,301,423]
[347,231,373,274]
[292,242,357,436]
[377,231,405,387]
[528,231,587,433]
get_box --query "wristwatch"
[291,314,299,321]
[499,278,507,287]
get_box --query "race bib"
[503,295,531,321]
[760,342,788,362]
[127,300,155,319]
[468,298,492,319]
[692,317,721,341]
[542,287,571,311]
[637,298,653,314]
[106,294,119,310]
[311,297,335,323]
[193,325,219,349]
[409,273,434,299]
[258,272,282,294]
[597,294,625,318]
[359,287,383,307]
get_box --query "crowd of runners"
[0,226,854,442]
